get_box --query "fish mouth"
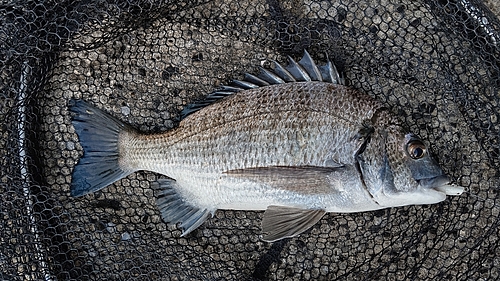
[418,175,464,196]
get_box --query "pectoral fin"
[224,165,346,194]
[261,205,326,242]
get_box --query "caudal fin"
[69,99,135,197]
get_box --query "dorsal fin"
[258,67,285,84]
[271,60,296,82]
[298,50,322,81]
[180,50,344,119]
[285,55,311,81]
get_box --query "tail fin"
[69,99,135,197]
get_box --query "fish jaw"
[418,175,464,196]
[372,186,447,207]
[434,184,464,195]
[372,175,463,208]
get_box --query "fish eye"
[407,140,426,159]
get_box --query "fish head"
[358,113,463,208]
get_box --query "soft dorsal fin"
[180,50,344,119]
[261,205,326,242]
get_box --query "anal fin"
[154,179,211,236]
[261,205,326,242]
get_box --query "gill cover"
[356,114,448,207]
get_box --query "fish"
[69,50,464,242]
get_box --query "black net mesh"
[2,0,500,280]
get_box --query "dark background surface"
[1,0,500,280]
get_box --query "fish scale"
[124,91,369,175]
[69,51,463,242]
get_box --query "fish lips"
[418,175,464,196]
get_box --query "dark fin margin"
[69,99,135,197]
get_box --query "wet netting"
[1,0,500,280]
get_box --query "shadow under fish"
[68,51,463,242]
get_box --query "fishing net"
[1,0,499,280]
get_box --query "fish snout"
[418,175,450,189]
[418,175,464,196]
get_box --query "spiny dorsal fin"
[298,50,322,81]
[180,50,344,119]
[258,67,285,84]
[271,60,296,82]
[285,55,311,82]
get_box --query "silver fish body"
[70,51,463,241]
[123,82,383,212]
